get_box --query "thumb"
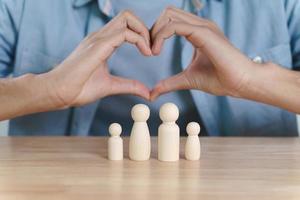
[150,71,191,101]
[110,75,150,100]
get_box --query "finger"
[121,11,151,46]
[150,71,190,101]
[152,21,251,76]
[167,6,203,20]
[151,6,223,42]
[94,28,152,61]
[152,22,198,55]
[95,10,150,46]
[151,7,199,39]
[163,6,213,27]
[150,6,174,41]
[77,28,152,82]
[117,28,151,56]
[152,22,219,55]
[110,75,150,100]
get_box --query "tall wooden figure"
[158,102,180,162]
[129,104,151,161]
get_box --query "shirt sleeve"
[0,0,24,77]
[285,0,300,70]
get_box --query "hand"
[41,10,152,108]
[150,7,260,100]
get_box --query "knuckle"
[165,6,175,13]
[167,19,174,25]
[197,25,212,35]
[208,21,218,29]
[201,19,219,31]
[162,6,174,18]
[202,18,213,25]
[121,9,133,17]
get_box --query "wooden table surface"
[0,137,300,200]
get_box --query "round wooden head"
[109,123,122,136]
[186,122,201,136]
[159,102,179,122]
[131,104,150,122]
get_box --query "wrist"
[0,73,57,120]
[225,62,261,99]
[237,62,270,99]
[22,73,60,112]
[35,72,70,110]
[237,62,290,105]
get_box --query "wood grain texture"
[0,137,300,200]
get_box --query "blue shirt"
[0,0,299,136]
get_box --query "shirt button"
[252,56,263,64]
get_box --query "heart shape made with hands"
[108,7,205,101]
[55,7,250,108]
[97,7,249,103]
[119,6,225,101]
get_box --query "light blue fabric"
[0,0,299,136]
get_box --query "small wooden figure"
[108,123,123,161]
[185,122,201,161]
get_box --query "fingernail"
[152,48,158,56]
[147,48,152,56]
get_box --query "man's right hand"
[41,10,152,108]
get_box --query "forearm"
[241,63,300,113]
[0,73,59,121]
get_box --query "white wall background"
[1,116,300,136]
